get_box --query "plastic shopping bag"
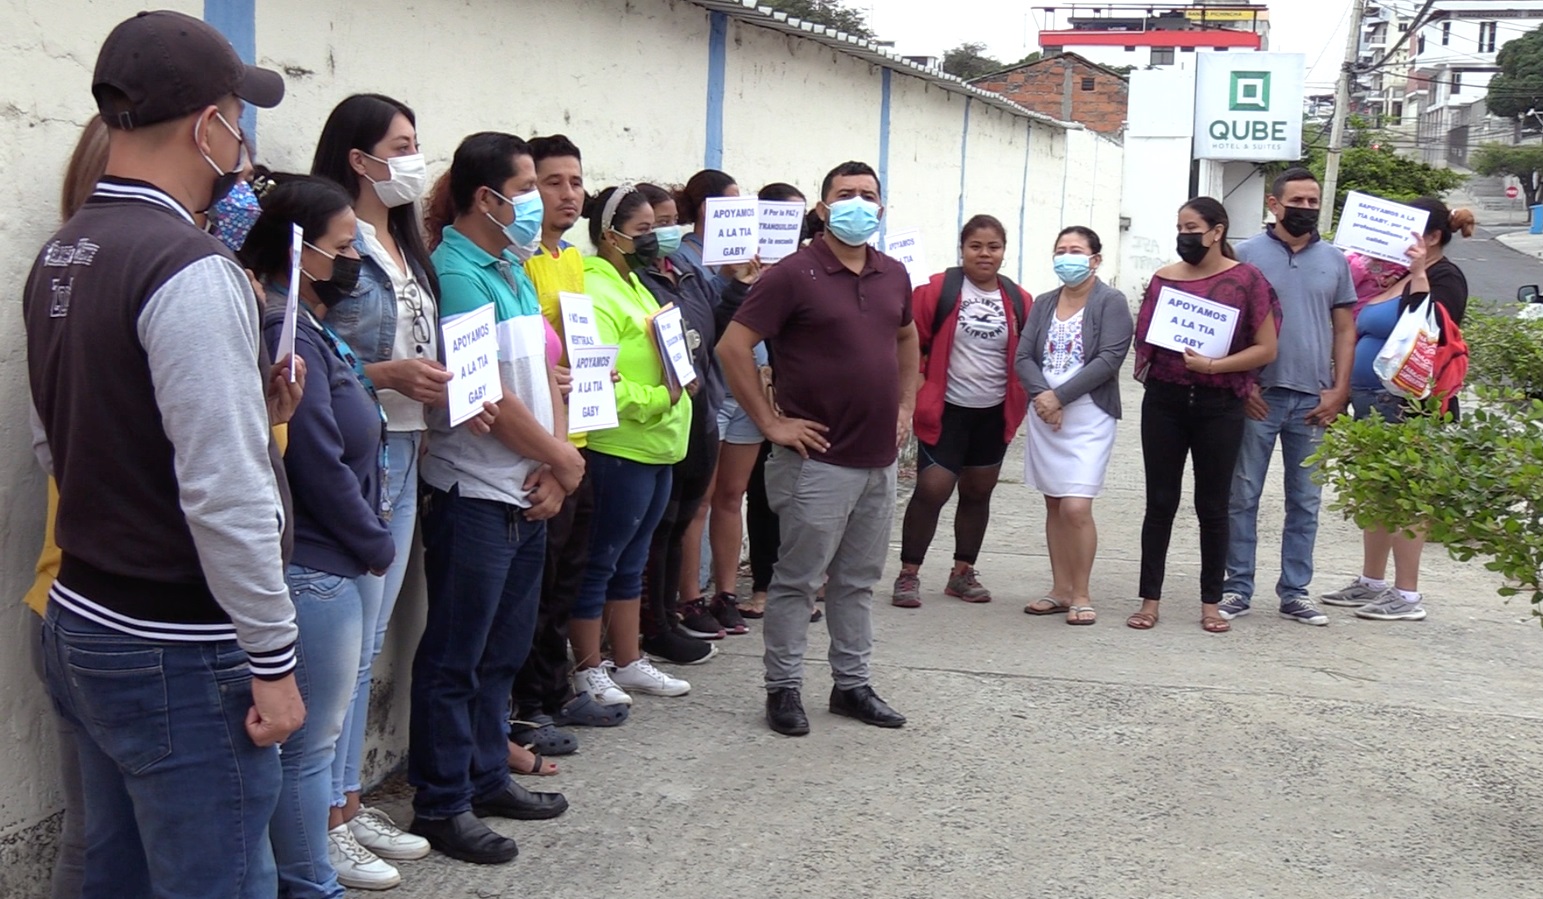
[1373,296,1441,399]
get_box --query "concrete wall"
[1120,67,1198,297]
[0,0,1123,885]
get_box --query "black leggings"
[746,440,781,592]
[642,411,720,637]
[1137,382,1246,605]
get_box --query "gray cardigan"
[1014,278,1133,420]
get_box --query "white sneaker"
[573,665,633,706]
[327,823,401,891]
[609,657,691,697]
[348,806,430,861]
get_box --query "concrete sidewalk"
[1499,228,1543,262]
[366,371,1543,899]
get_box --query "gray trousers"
[761,448,897,692]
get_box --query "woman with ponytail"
[1127,197,1280,634]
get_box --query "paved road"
[1445,223,1542,310]
[367,359,1543,899]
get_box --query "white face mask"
[363,151,427,208]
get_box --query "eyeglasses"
[401,278,431,354]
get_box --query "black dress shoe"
[829,684,906,728]
[471,779,569,820]
[766,688,810,736]
[409,811,518,865]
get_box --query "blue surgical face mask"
[487,187,545,259]
[654,224,684,258]
[824,197,882,247]
[1052,253,1093,286]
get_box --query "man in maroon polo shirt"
[718,161,921,737]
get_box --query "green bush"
[1463,309,1543,398]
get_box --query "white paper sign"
[701,196,759,266]
[651,305,698,388]
[757,200,805,263]
[884,227,929,289]
[279,223,303,381]
[568,344,620,434]
[557,292,601,360]
[1144,286,1240,359]
[1332,191,1430,266]
[441,305,503,426]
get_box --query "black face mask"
[1280,205,1318,238]
[622,232,661,270]
[310,254,363,306]
[1176,232,1211,266]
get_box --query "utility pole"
[1320,0,1370,233]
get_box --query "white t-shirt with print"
[945,280,1009,408]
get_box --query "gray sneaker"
[1321,579,1390,607]
[1355,593,1428,621]
[945,567,992,603]
[1217,592,1251,620]
[891,572,922,608]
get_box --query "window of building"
[1418,35,1425,54]
[1441,21,1450,45]
[1181,46,1195,52]
[1390,100,1404,125]
[1081,76,1097,91]
[1451,71,1461,94]
[1044,46,1062,55]
[1151,46,1175,65]
[1124,45,1136,52]
[1480,21,1498,53]
[1399,22,1409,32]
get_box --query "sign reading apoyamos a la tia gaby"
[1193,52,1305,161]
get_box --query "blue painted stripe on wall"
[705,12,727,169]
[1017,125,1031,283]
[957,97,972,238]
[878,68,891,245]
[203,0,258,140]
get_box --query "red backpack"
[1431,302,1468,416]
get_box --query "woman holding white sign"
[1016,226,1133,625]
[1129,197,1280,634]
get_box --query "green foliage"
[759,0,873,37]
[1013,51,1043,68]
[1471,143,1543,206]
[1310,353,1543,616]
[1299,141,1467,222]
[1486,25,1543,123]
[943,41,1005,80]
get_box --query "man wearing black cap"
[24,11,301,897]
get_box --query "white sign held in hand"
[757,200,805,263]
[568,344,620,434]
[1144,286,1240,359]
[278,223,303,382]
[701,196,759,266]
[558,292,601,360]
[884,228,929,289]
[651,305,698,389]
[1332,191,1430,265]
[441,305,504,426]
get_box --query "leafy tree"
[1012,51,1043,68]
[1296,139,1466,222]
[1472,143,1543,206]
[1486,24,1543,127]
[943,41,1006,80]
[759,0,873,38]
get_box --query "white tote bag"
[1373,296,1440,399]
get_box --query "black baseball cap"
[92,10,284,129]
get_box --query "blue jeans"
[409,486,546,818]
[1352,388,1407,423]
[42,604,281,899]
[1224,387,1326,602]
[271,566,365,898]
[573,451,673,620]
[332,431,419,806]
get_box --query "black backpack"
[931,267,1029,337]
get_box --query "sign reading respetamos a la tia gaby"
[1193,52,1305,162]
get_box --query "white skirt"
[1024,368,1117,498]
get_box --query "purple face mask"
[208,178,262,252]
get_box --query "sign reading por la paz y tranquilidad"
[1332,191,1430,266]
[441,304,503,426]
[1144,286,1240,359]
[1193,52,1305,161]
[757,200,805,263]
[701,196,759,266]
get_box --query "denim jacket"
[326,232,439,366]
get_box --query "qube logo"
[1229,71,1271,111]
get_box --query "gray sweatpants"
[761,448,897,692]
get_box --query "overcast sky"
[865,0,1353,89]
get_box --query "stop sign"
[1508,185,1520,198]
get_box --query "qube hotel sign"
[1193,52,1306,162]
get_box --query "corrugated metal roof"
[685,0,1081,131]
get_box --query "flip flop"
[1202,615,1231,633]
[508,715,578,756]
[1025,597,1070,616]
[506,746,559,777]
[1066,605,1097,626]
[1126,610,1158,630]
